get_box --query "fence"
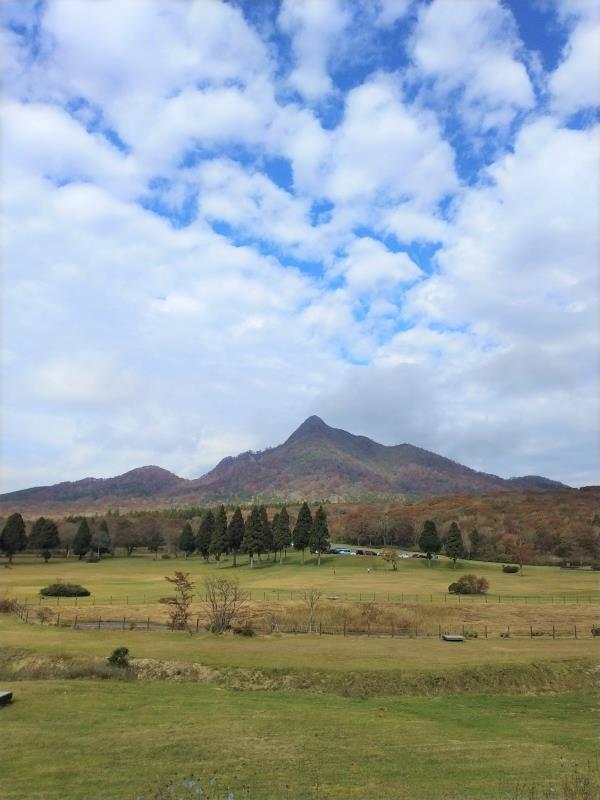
[13,591,600,607]
[12,605,597,639]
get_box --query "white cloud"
[549,2,600,115]
[336,237,421,295]
[278,0,350,101]
[410,0,534,130]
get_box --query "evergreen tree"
[72,519,92,560]
[29,518,60,562]
[468,528,482,560]
[293,502,313,564]
[418,520,441,567]
[271,512,280,561]
[309,505,330,566]
[258,505,272,559]
[196,510,214,561]
[273,506,292,562]
[178,522,196,559]
[210,505,228,561]
[226,507,245,567]
[0,513,27,563]
[243,505,263,568]
[445,522,466,568]
[92,520,112,556]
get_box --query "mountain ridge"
[0,416,568,509]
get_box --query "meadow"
[1,550,599,799]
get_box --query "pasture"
[2,548,599,603]
[1,550,598,799]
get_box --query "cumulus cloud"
[1,0,598,490]
[410,0,534,130]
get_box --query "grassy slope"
[2,680,597,800]
[2,550,598,603]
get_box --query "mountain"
[0,416,568,510]
[185,415,567,500]
[0,466,185,505]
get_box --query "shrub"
[107,647,130,668]
[448,574,489,594]
[0,597,17,613]
[40,582,90,597]
[161,553,171,559]
[86,553,100,563]
[502,564,520,573]
[591,562,600,571]
[232,623,256,637]
[591,626,600,637]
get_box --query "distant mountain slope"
[0,466,186,504]
[0,416,568,509]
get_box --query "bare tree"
[381,547,399,570]
[160,571,195,634]
[203,577,249,634]
[303,588,322,633]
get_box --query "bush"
[161,553,171,559]
[448,574,489,594]
[232,623,256,637]
[107,647,130,668]
[40,582,90,597]
[86,553,100,563]
[591,562,600,571]
[502,564,520,573]
[0,597,17,613]
[591,626,600,637]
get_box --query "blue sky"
[1,0,598,491]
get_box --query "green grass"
[2,680,597,800]
[2,550,598,604]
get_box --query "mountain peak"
[286,415,330,441]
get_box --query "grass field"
[2,551,598,799]
[2,679,598,800]
[2,549,599,603]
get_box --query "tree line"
[0,502,330,566]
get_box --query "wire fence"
[12,603,598,640]
[15,590,600,606]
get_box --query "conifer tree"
[271,512,280,561]
[178,522,196,559]
[468,528,482,559]
[243,505,264,568]
[227,507,245,567]
[0,512,27,563]
[293,502,313,564]
[309,505,330,566]
[258,505,272,559]
[418,520,441,567]
[72,519,92,560]
[445,521,466,568]
[210,505,228,561]
[30,518,60,562]
[196,510,214,561]
[274,506,291,562]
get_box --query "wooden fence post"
[484,625,487,639]
[552,624,555,640]
[530,626,533,638]
[97,617,101,629]
[122,617,126,630]
[148,617,151,632]
[574,625,577,639]
[74,615,78,628]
